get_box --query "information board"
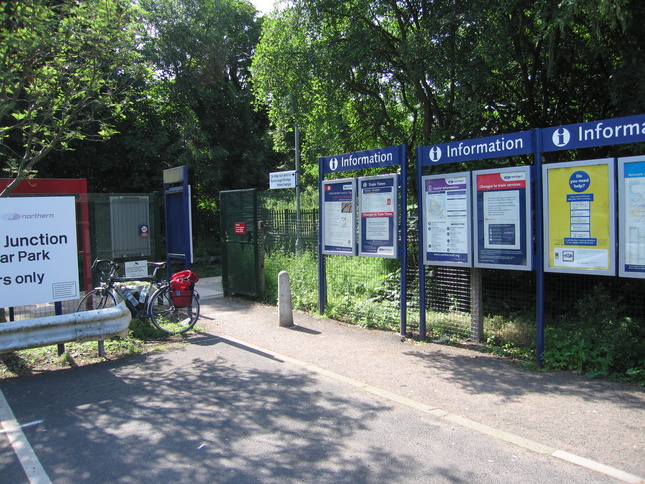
[618,155,645,278]
[543,158,615,275]
[421,173,472,266]
[0,196,79,307]
[322,178,357,255]
[473,167,532,270]
[358,174,398,258]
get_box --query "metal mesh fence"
[256,190,645,356]
[6,189,644,358]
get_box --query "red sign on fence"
[234,222,247,234]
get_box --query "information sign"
[320,145,403,175]
[322,178,357,255]
[358,175,398,258]
[0,196,79,307]
[473,167,532,270]
[618,155,645,278]
[542,114,645,152]
[543,158,615,275]
[418,131,533,166]
[421,173,472,266]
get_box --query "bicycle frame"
[81,258,200,335]
[91,259,166,318]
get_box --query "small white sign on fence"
[125,260,149,278]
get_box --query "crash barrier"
[0,301,131,356]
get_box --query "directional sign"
[418,131,533,166]
[269,170,297,189]
[542,114,645,152]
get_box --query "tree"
[133,0,285,206]
[252,0,645,178]
[0,0,149,196]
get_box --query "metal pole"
[400,145,408,336]
[318,158,326,315]
[295,123,302,252]
[416,146,426,339]
[534,129,545,366]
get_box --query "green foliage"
[253,0,645,187]
[128,317,168,340]
[0,0,150,195]
[264,250,319,311]
[542,285,645,384]
[263,250,402,330]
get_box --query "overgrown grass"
[0,318,190,379]
[541,285,645,385]
[264,251,645,385]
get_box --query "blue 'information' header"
[419,131,533,166]
[320,145,404,174]
[542,114,645,152]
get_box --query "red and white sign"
[234,222,247,234]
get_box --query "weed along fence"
[256,113,645,370]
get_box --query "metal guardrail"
[0,302,131,354]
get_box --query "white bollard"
[278,271,294,327]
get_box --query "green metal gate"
[220,189,263,298]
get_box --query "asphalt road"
[0,291,643,483]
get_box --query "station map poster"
[473,167,532,270]
[543,158,615,275]
[358,174,398,258]
[322,178,357,255]
[618,155,645,278]
[0,196,79,307]
[421,173,472,266]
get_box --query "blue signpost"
[163,166,193,275]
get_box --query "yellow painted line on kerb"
[221,334,645,484]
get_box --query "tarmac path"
[0,287,642,483]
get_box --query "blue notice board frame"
[358,174,398,258]
[321,178,357,256]
[473,166,532,270]
[618,155,645,278]
[421,172,472,267]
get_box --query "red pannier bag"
[169,270,199,307]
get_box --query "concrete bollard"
[278,271,294,327]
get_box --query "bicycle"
[77,259,200,335]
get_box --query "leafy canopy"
[0,0,149,196]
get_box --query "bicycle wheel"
[77,288,117,312]
[148,285,199,334]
